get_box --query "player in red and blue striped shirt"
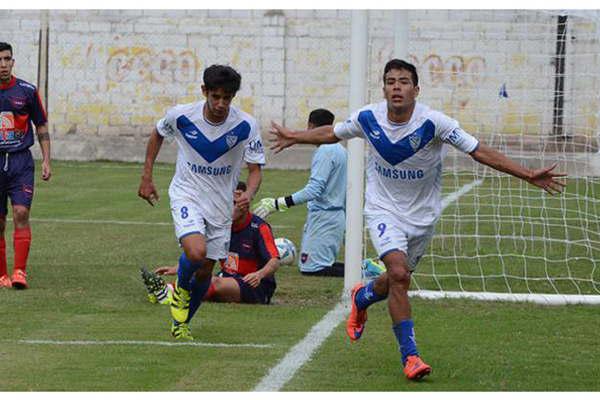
[0,42,52,289]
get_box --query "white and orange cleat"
[346,283,368,341]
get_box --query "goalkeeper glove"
[254,197,290,218]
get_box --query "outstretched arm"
[470,143,567,195]
[269,122,340,153]
[138,128,164,206]
[253,148,329,218]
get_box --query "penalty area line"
[17,339,274,349]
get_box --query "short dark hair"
[203,64,241,94]
[236,181,247,192]
[0,42,13,56]
[383,59,418,86]
[308,108,335,127]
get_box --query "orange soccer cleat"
[346,283,368,341]
[11,269,28,290]
[403,355,432,380]
[0,274,11,288]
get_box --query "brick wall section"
[1,9,598,167]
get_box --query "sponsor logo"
[447,128,462,145]
[369,129,381,140]
[374,161,425,180]
[186,162,232,176]
[18,82,35,90]
[248,139,263,154]
[22,184,33,198]
[10,97,26,108]
[0,112,15,131]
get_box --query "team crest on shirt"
[226,134,237,148]
[409,133,421,152]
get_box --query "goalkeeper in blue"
[254,109,347,277]
[269,59,566,380]
[138,65,264,340]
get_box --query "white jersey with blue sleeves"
[156,101,265,227]
[333,101,478,227]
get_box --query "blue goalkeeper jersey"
[291,143,347,212]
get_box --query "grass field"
[0,160,599,391]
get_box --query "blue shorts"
[0,150,34,215]
[298,209,345,273]
[218,271,276,305]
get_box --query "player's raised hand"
[253,197,288,218]
[526,163,567,195]
[269,121,296,153]
[138,177,160,206]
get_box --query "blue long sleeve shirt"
[291,143,347,212]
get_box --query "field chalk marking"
[22,217,291,230]
[254,302,347,391]
[18,339,273,349]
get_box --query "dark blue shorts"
[0,150,34,215]
[218,271,276,305]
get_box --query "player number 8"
[181,206,189,219]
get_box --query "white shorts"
[365,213,435,271]
[170,197,231,261]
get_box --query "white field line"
[253,302,347,391]
[18,217,291,230]
[18,339,273,349]
[253,178,484,392]
[441,179,483,210]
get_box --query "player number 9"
[377,223,386,237]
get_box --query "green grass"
[0,161,598,391]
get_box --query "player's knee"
[12,207,29,225]
[388,265,411,285]
[185,247,206,264]
[211,276,224,291]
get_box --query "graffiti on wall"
[375,47,487,110]
[419,54,486,89]
[106,47,200,84]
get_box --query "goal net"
[359,10,600,305]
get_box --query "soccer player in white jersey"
[138,65,265,340]
[269,59,566,380]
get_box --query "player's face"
[383,68,419,111]
[202,86,235,122]
[0,50,14,83]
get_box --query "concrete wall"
[1,9,598,168]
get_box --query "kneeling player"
[142,183,280,308]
